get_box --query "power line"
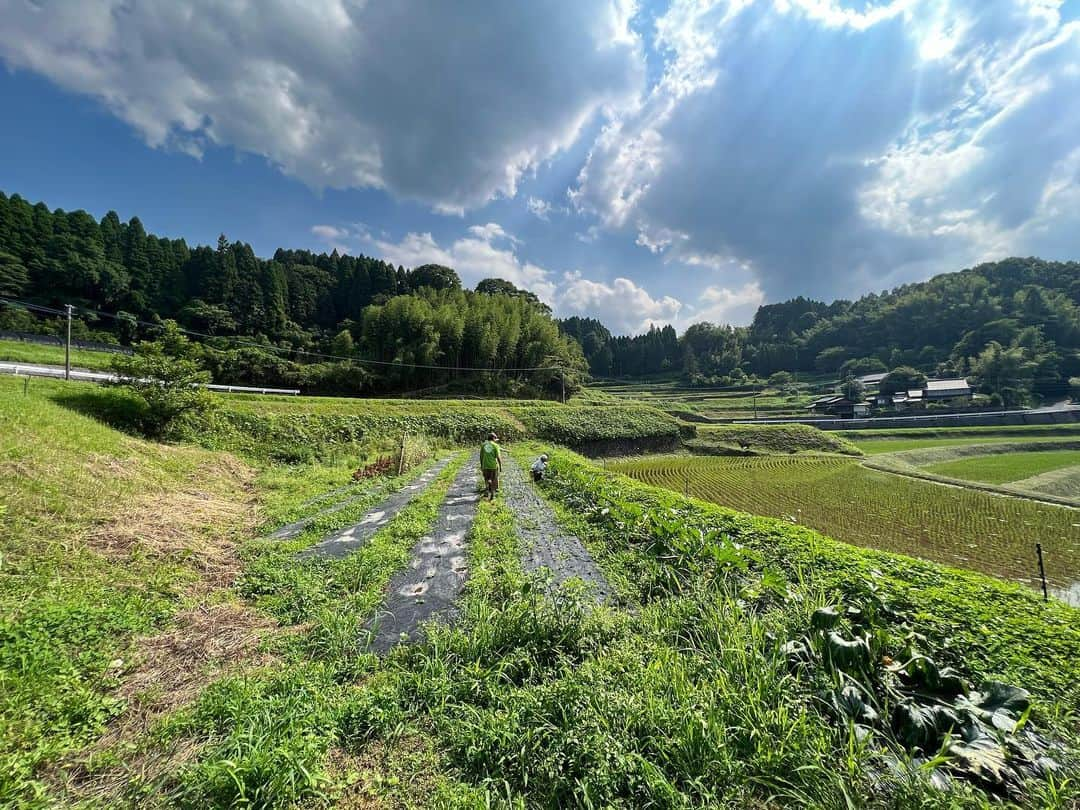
[0,296,570,374]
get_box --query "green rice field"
[854,435,1080,455]
[925,450,1080,484]
[611,454,1080,603]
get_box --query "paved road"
[0,361,298,395]
[364,459,481,653]
[295,456,455,559]
[502,457,611,602]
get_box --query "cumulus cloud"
[0,0,644,211]
[355,226,559,304]
[312,221,694,334]
[686,282,766,327]
[527,197,553,220]
[559,273,684,334]
[574,0,1080,300]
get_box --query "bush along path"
[296,455,455,560]
[501,455,611,602]
[364,457,482,652]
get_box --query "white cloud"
[559,274,683,334]
[0,0,644,212]
[685,282,766,328]
[316,222,698,334]
[526,197,553,220]
[311,224,348,241]
[574,0,1080,300]
[466,223,518,245]
[363,227,558,304]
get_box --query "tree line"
[0,191,584,396]
[559,257,1080,405]
[2,190,1077,404]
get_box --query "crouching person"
[531,453,549,483]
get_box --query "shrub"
[111,341,214,437]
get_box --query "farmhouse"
[807,395,870,418]
[925,378,973,400]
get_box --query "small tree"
[1070,377,1080,404]
[879,366,928,397]
[840,377,865,402]
[329,329,355,356]
[768,370,794,388]
[111,339,213,437]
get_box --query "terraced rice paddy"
[611,454,1080,603]
[854,435,1080,455]
[924,449,1080,485]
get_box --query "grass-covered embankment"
[0,337,120,372]
[0,375,259,805]
[690,422,862,455]
[191,395,682,461]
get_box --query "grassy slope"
[693,423,862,455]
[0,338,120,372]
[843,423,1080,443]
[0,376,257,805]
[6,376,1080,806]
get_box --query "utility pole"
[64,304,73,381]
[753,393,758,421]
[560,370,565,404]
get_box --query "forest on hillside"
[563,258,1080,404]
[0,192,583,396]
[1,190,1078,402]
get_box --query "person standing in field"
[480,431,502,500]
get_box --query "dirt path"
[364,458,481,653]
[296,455,455,560]
[501,456,611,602]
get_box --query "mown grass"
[0,337,119,372]
[0,375,255,806]
[924,450,1080,485]
[611,454,1080,602]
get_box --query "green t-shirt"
[480,440,501,470]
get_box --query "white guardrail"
[0,362,299,396]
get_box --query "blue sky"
[1,0,1079,334]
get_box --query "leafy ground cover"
[611,454,1080,602]
[924,450,1080,485]
[0,338,120,372]
[521,447,1080,806]
[195,398,680,461]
